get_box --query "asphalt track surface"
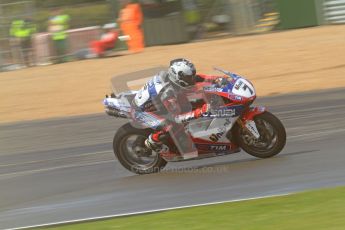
[1,88,345,229]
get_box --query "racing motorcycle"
[103,67,286,174]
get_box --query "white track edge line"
[7,192,292,230]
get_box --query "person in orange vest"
[118,0,144,53]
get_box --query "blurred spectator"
[183,0,201,25]
[9,18,36,67]
[182,0,202,39]
[48,8,70,63]
[90,23,119,57]
[118,0,144,53]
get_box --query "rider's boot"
[145,133,163,153]
[145,131,198,160]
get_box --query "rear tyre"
[235,111,286,158]
[113,123,167,174]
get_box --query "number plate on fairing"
[232,79,256,98]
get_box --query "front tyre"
[113,123,167,174]
[235,111,286,158]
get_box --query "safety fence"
[1,0,280,70]
[0,1,35,70]
[33,27,101,65]
[3,0,345,72]
[193,0,278,35]
[0,0,112,70]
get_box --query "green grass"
[40,186,345,230]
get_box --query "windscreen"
[110,66,165,95]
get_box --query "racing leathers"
[132,71,210,159]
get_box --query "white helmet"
[168,58,197,88]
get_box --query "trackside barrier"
[324,0,345,23]
[32,26,101,65]
[276,0,325,29]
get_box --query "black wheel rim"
[119,134,159,170]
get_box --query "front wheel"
[235,111,286,158]
[113,123,167,174]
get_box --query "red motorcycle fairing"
[160,124,240,158]
[193,75,257,107]
[241,106,267,122]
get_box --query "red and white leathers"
[90,30,118,56]
[132,71,214,159]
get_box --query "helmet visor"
[178,71,196,87]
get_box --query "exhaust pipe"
[105,107,128,118]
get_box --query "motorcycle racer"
[104,60,286,174]
[132,58,212,159]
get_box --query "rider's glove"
[175,104,211,124]
[195,103,211,118]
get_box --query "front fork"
[237,106,266,139]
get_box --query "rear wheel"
[113,123,167,174]
[235,111,286,158]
